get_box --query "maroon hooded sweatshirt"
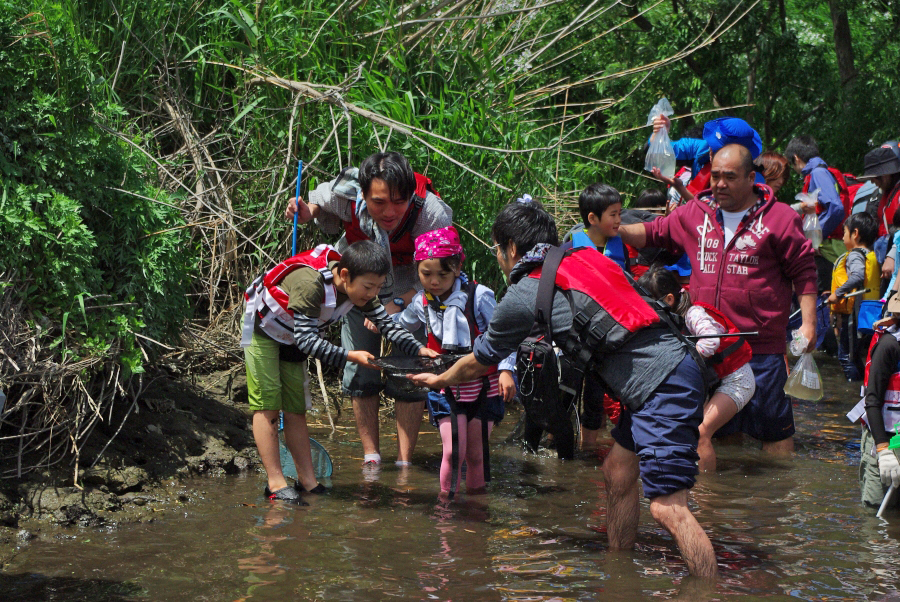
[643,184,817,355]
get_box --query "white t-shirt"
[721,209,750,246]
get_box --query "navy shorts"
[610,355,704,499]
[427,390,505,428]
[714,353,794,442]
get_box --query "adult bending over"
[412,200,719,578]
[286,152,452,468]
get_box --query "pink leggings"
[437,415,494,493]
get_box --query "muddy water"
[5,355,900,601]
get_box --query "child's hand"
[651,166,676,188]
[498,370,516,403]
[418,347,440,359]
[364,317,379,333]
[651,114,670,134]
[348,350,376,368]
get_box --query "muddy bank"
[0,367,271,567]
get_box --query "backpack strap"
[626,272,720,392]
[535,246,566,329]
[708,337,746,366]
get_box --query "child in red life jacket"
[392,227,516,495]
[241,241,435,503]
[638,267,755,473]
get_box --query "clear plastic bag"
[795,189,822,249]
[803,213,823,249]
[784,352,823,401]
[644,97,676,178]
[789,329,809,357]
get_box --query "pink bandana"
[414,226,465,262]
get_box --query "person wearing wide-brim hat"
[860,146,900,238]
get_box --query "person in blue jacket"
[785,135,847,291]
[565,183,627,450]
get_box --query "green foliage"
[0,2,191,371]
[5,0,899,332]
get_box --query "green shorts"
[244,332,310,414]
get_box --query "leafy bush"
[0,3,192,371]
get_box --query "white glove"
[877,449,900,488]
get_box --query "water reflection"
[4,354,900,599]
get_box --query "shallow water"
[5,354,900,601]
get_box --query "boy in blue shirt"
[567,183,627,449]
[568,183,628,271]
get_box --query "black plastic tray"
[372,354,464,395]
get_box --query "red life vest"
[876,180,900,238]
[803,166,852,240]
[343,172,438,266]
[527,247,661,363]
[691,301,752,378]
[240,244,353,347]
[687,163,711,196]
[423,278,498,399]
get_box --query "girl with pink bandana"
[393,226,516,496]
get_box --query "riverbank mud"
[0,368,265,567]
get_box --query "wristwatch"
[392,297,406,309]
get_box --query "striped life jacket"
[691,301,752,379]
[240,244,354,347]
[423,278,498,402]
[343,172,437,266]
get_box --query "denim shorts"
[611,354,704,499]
[426,390,505,428]
[340,307,427,401]
[714,353,794,442]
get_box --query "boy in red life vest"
[638,266,755,473]
[392,227,516,495]
[285,152,452,469]
[852,294,900,508]
[824,212,880,382]
[241,241,436,503]
[785,135,849,290]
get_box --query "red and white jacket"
[241,244,354,347]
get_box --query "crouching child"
[241,240,435,503]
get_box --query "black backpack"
[515,246,578,459]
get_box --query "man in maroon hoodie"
[620,144,818,455]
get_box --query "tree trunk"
[827,0,856,88]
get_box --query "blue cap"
[665,253,692,277]
[702,117,763,159]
